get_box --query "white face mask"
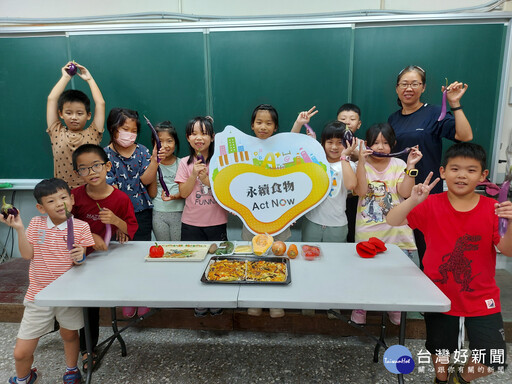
[115,131,137,148]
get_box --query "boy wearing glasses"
[71,144,138,370]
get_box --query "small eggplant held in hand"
[342,128,354,148]
[97,203,112,247]
[498,180,510,237]
[196,152,205,163]
[144,115,171,197]
[1,196,19,219]
[371,147,411,158]
[437,78,448,122]
[304,124,317,140]
[66,61,78,76]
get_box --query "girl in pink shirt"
[175,116,228,242]
[175,116,227,317]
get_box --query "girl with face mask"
[104,108,163,242]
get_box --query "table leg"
[83,307,93,384]
[373,312,387,363]
[396,311,407,384]
[110,307,127,357]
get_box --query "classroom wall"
[0,0,503,18]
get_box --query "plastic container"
[301,244,321,261]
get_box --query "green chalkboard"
[0,22,507,180]
[0,36,69,179]
[352,23,505,159]
[68,31,208,152]
[208,27,353,134]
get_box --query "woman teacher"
[388,65,473,267]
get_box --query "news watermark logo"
[383,345,415,375]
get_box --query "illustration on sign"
[210,125,331,235]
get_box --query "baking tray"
[201,255,291,285]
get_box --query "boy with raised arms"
[47,61,105,189]
[387,142,511,384]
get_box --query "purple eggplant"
[304,123,317,140]
[196,152,205,163]
[96,203,112,247]
[143,115,171,197]
[343,128,354,148]
[1,196,19,219]
[498,180,510,237]
[64,203,74,251]
[437,78,448,122]
[371,147,411,158]
[66,61,77,76]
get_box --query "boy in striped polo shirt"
[1,178,94,384]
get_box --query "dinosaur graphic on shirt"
[432,234,481,292]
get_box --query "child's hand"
[162,191,180,201]
[358,141,373,163]
[295,106,318,126]
[70,244,86,265]
[192,161,206,177]
[157,146,169,162]
[198,168,209,185]
[495,200,512,221]
[61,61,75,78]
[410,172,440,204]
[0,213,23,231]
[342,138,358,157]
[406,145,423,168]
[444,81,468,105]
[150,145,160,163]
[98,208,119,225]
[92,233,108,251]
[75,63,92,81]
[116,230,129,244]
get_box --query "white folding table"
[35,241,450,384]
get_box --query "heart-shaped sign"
[210,126,331,235]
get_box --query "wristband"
[451,106,463,111]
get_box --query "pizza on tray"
[206,259,287,283]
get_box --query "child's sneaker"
[122,307,136,318]
[209,308,223,316]
[301,309,315,316]
[350,309,367,324]
[269,308,285,318]
[194,308,208,317]
[62,369,82,384]
[247,308,262,316]
[137,307,151,316]
[9,368,40,384]
[327,309,341,319]
[388,311,401,326]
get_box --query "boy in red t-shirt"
[1,178,95,384]
[71,143,138,371]
[387,142,512,384]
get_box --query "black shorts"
[180,223,227,242]
[425,312,507,369]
